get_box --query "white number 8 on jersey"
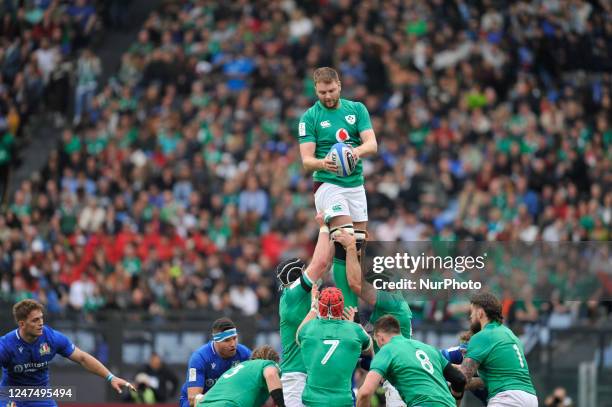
[415,350,434,374]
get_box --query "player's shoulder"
[341,98,366,110]
[0,329,17,344]
[302,101,322,117]
[237,344,252,359]
[195,341,214,360]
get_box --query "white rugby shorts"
[487,390,538,407]
[281,372,307,407]
[314,183,368,223]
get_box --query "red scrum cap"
[318,287,344,319]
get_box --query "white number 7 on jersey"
[321,340,340,365]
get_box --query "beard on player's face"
[470,320,482,334]
[315,82,341,109]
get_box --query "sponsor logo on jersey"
[335,128,350,142]
[211,362,216,370]
[18,346,23,353]
[320,120,331,128]
[188,367,197,382]
[39,342,51,356]
[13,361,48,373]
[205,378,216,388]
[298,122,306,137]
[345,115,356,124]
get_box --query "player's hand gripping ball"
[326,142,357,177]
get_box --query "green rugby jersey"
[279,273,313,374]
[465,321,536,399]
[298,98,372,187]
[297,318,371,406]
[197,359,278,407]
[370,290,413,353]
[370,336,455,407]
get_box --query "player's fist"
[343,306,357,321]
[110,376,135,394]
[315,212,325,227]
[333,229,356,249]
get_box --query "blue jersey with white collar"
[0,326,75,407]
[178,341,251,407]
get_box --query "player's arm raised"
[296,284,320,344]
[356,370,383,407]
[68,347,135,394]
[334,229,376,306]
[299,142,337,173]
[263,365,285,407]
[303,214,333,283]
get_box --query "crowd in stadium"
[0,0,611,331]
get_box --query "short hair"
[313,67,340,84]
[211,317,236,333]
[470,292,503,323]
[250,345,279,363]
[13,299,44,323]
[373,315,401,335]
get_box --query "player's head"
[313,67,341,109]
[211,317,238,358]
[469,292,503,333]
[373,315,401,347]
[13,299,45,338]
[318,287,344,319]
[275,257,306,289]
[250,345,279,363]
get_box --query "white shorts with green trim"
[314,183,368,223]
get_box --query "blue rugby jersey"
[178,341,251,407]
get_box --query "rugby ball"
[326,142,357,177]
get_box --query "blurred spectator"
[545,387,573,407]
[134,353,178,403]
[0,0,610,328]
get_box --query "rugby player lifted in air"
[297,67,377,311]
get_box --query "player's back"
[371,336,455,407]
[279,274,312,374]
[198,359,277,407]
[298,318,371,407]
[466,321,536,399]
[370,291,412,351]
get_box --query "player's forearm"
[302,156,324,172]
[354,139,377,157]
[356,391,372,407]
[310,227,331,278]
[74,351,111,378]
[345,245,362,293]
